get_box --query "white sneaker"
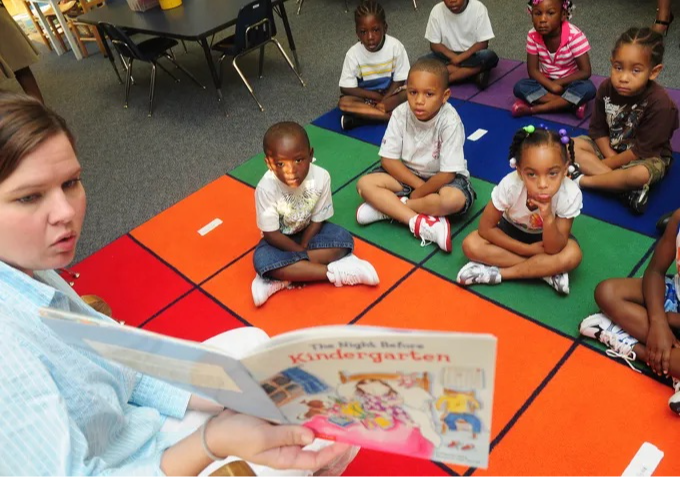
[669,378,680,415]
[327,254,379,287]
[457,261,502,285]
[543,273,570,295]
[409,214,451,252]
[356,197,407,225]
[251,275,291,307]
[579,313,640,372]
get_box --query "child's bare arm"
[340,87,384,102]
[540,215,572,254]
[526,53,562,94]
[383,81,405,97]
[381,157,425,189]
[410,172,456,199]
[601,149,638,169]
[263,230,306,253]
[593,136,618,158]
[478,202,536,257]
[429,42,458,63]
[553,52,592,86]
[299,221,323,249]
[453,41,489,65]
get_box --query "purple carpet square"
[469,66,527,110]
[449,59,522,101]
[666,87,680,152]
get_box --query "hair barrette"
[509,157,517,169]
[522,125,535,134]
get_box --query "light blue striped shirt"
[0,260,192,475]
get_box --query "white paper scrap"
[622,442,664,476]
[198,218,223,236]
[467,128,488,141]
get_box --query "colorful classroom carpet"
[69,60,680,475]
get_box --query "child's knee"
[594,279,617,308]
[626,165,651,188]
[461,232,481,259]
[338,96,352,111]
[562,242,583,271]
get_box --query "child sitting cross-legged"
[512,0,596,119]
[580,208,680,415]
[251,122,379,307]
[355,58,477,253]
[572,27,679,215]
[457,126,582,295]
[338,1,410,131]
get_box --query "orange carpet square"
[201,238,414,336]
[475,345,680,476]
[131,176,260,283]
[142,289,247,342]
[355,269,573,474]
[70,235,192,326]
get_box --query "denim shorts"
[368,166,476,217]
[498,217,577,244]
[576,135,672,186]
[419,49,499,71]
[665,276,679,313]
[253,222,354,277]
[513,78,597,106]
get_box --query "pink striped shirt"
[526,21,590,79]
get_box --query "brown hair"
[0,92,75,183]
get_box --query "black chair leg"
[271,39,305,87]
[164,54,206,89]
[157,61,181,82]
[258,45,265,78]
[148,62,156,117]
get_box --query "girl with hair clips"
[458,126,583,295]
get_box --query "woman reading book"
[0,92,355,476]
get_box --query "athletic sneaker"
[252,275,291,307]
[474,69,491,90]
[569,162,583,186]
[457,261,502,286]
[574,102,587,120]
[669,378,680,415]
[327,254,379,287]
[579,313,640,371]
[620,186,649,215]
[356,197,407,225]
[409,214,451,252]
[511,99,532,118]
[542,273,570,295]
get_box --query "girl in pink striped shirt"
[512,0,596,119]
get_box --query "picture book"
[40,307,497,468]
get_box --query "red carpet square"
[70,235,192,326]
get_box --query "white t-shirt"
[425,0,495,53]
[255,163,333,235]
[339,35,410,91]
[491,171,582,234]
[378,102,468,179]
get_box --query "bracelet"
[201,415,223,462]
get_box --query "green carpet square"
[228,125,380,190]
[423,214,655,338]
[330,177,495,263]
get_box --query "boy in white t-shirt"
[423,0,499,89]
[355,59,476,253]
[338,1,410,131]
[252,122,379,307]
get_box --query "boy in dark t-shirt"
[572,27,679,214]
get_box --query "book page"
[242,329,496,468]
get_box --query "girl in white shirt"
[457,126,583,295]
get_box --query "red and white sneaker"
[409,214,451,252]
[511,99,532,118]
[575,102,587,120]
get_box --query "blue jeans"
[443,413,482,434]
[513,78,597,106]
[253,222,354,277]
[420,49,499,71]
[665,276,679,313]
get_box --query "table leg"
[97,25,123,84]
[198,37,223,102]
[274,1,300,74]
[47,0,83,60]
[31,1,63,54]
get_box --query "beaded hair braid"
[354,0,386,24]
[526,0,574,20]
[508,125,576,173]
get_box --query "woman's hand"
[206,410,353,472]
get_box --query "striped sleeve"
[130,374,191,419]
[567,28,590,58]
[526,32,538,55]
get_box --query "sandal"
[654,11,674,36]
